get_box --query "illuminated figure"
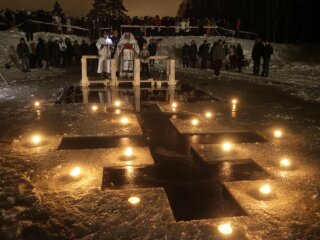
[96,33,113,79]
[114,32,140,78]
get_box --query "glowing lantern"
[128,196,140,205]
[274,130,282,138]
[31,135,42,145]
[70,167,81,177]
[114,100,121,107]
[259,184,271,195]
[191,118,199,126]
[218,223,233,235]
[222,142,232,152]
[34,101,40,107]
[120,117,129,125]
[124,147,133,158]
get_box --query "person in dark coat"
[65,38,73,66]
[252,39,264,75]
[72,40,81,65]
[46,39,54,67]
[198,40,210,69]
[189,40,197,68]
[148,38,157,66]
[262,41,274,77]
[23,19,34,42]
[16,38,30,72]
[35,38,46,68]
[181,43,189,68]
[80,40,90,56]
[136,35,147,52]
[212,40,226,76]
[139,43,150,79]
[209,42,218,69]
[89,39,98,73]
[52,40,61,67]
[236,43,244,72]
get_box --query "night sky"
[0,0,182,17]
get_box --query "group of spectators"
[1,8,243,39]
[181,40,244,76]
[0,8,89,39]
[181,39,273,77]
[16,37,96,72]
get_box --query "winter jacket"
[59,41,67,52]
[73,44,81,57]
[263,44,274,59]
[213,44,226,61]
[36,40,46,59]
[140,49,150,64]
[252,42,264,60]
[236,46,244,60]
[198,43,210,58]
[189,44,197,59]
[80,43,90,56]
[17,43,30,58]
[182,44,189,58]
[148,43,157,56]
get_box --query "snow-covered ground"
[154,36,320,103]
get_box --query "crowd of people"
[1,8,243,39]
[180,39,273,77]
[15,37,97,72]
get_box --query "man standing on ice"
[261,41,274,77]
[252,38,264,75]
[212,40,226,77]
[114,32,140,78]
[96,33,113,79]
[17,38,30,72]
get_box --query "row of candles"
[32,98,288,237]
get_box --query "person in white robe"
[96,33,113,79]
[114,32,140,78]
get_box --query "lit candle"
[222,142,232,152]
[91,105,98,112]
[280,158,291,169]
[128,196,140,205]
[205,111,212,118]
[191,118,199,126]
[124,147,133,158]
[231,99,238,105]
[70,167,81,177]
[274,130,282,138]
[34,101,40,107]
[120,117,129,125]
[31,135,42,145]
[115,109,121,114]
[171,102,177,108]
[114,100,121,107]
[259,184,271,195]
[218,223,233,235]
